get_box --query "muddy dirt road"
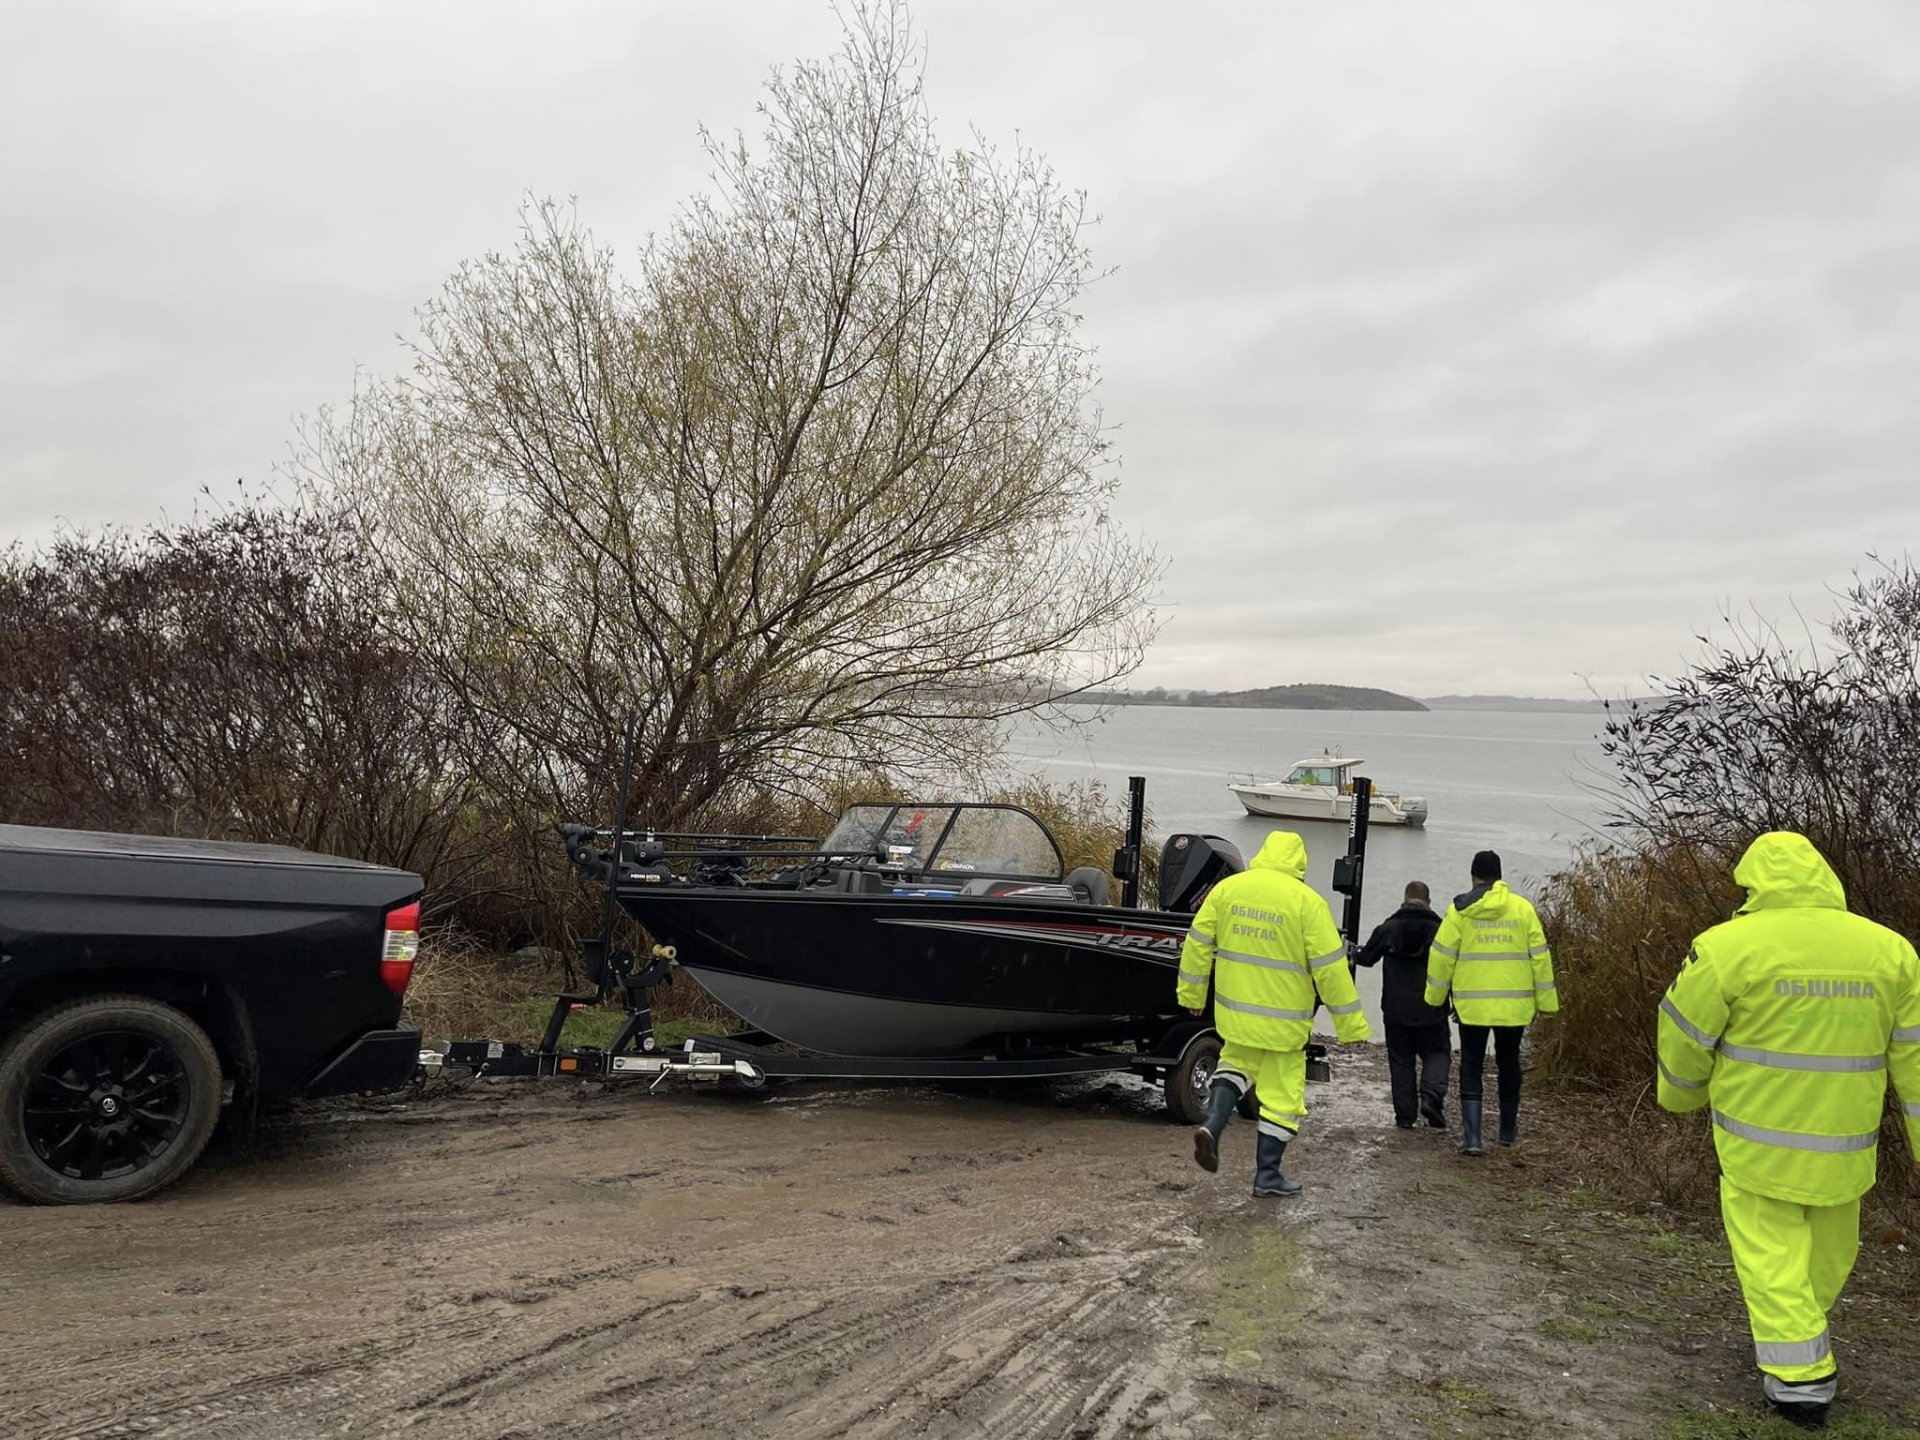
[3,1052,1914,1439]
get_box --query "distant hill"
[1060,684,1427,712]
[1188,683,1427,711]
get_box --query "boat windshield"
[818,803,1064,880]
[931,807,1063,879]
[1287,765,1339,787]
[820,804,956,867]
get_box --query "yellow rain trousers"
[1177,830,1371,1136]
[1216,1041,1307,1140]
[1720,1178,1858,1389]
[1657,831,1920,1389]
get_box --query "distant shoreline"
[1054,687,1620,715]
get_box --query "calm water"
[1000,705,1620,1033]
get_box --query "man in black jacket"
[1356,880,1450,1129]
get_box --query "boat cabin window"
[1288,765,1339,787]
[931,807,1063,880]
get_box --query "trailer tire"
[0,995,222,1206]
[1163,1033,1220,1125]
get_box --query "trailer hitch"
[416,1037,764,1087]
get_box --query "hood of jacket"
[1733,831,1847,914]
[1456,879,1520,918]
[1250,830,1309,881]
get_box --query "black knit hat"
[1471,850,1503,882]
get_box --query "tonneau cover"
[0,824,404,874]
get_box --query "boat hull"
[617,887,1192,1056]
[1227,786,1426,827]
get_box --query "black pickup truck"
[0,824,423,1204]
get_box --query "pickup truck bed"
[0,824,423,1204]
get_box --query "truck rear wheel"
[0,995,222,1205]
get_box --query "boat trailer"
[418,754,1373,1124]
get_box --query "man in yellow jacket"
[1423,850,1557,1155]
[1658,832,1920,1429]
[1177,830,1372,1197]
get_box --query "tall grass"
[1534,561,1920,1228]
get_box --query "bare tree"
[299,0,1159,829]
[1597,556,1920,923]
[1543,554,1920,1109]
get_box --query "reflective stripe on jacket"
[1656,830,1920,1207]
[1176,830,1371,1048]
[1423,880,1556,1026]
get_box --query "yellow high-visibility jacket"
[1176,831,1371,1048]
[1423,881,1557,1025]
[1657,831,1920,1207]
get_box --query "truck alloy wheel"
[0,995,222,1205]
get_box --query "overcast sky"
[4,1,1917,698]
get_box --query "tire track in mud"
[0,1081,1208,1440]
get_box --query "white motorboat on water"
[1227,756,1429,828]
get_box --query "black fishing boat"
[569,798,1245,1059]
[429,769,1366,1122]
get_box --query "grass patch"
[1192,1224,1313,1372]
[405,933,741,1049]
[1646,1230,1701,1256]
[503,997,735,1051]
[1436,1378,1498,1418]
[506,995,626,1048]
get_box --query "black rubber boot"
[1459,1098,1485,1156]
[1419,1094,1446,1129]
[1764,1374,1834,1429]
[1770,1400,1830,1431]
[1252,1131,1303,1197]
[1496,1054,1522,1147]
[1191,1079,1239,1174]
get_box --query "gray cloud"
[4,0,1917,697]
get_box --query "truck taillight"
[382,902,420,997]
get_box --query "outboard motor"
[1158,833,1244,913]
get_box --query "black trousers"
[1457,1023,1524,1116]
[1383,1020,1450,1123]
